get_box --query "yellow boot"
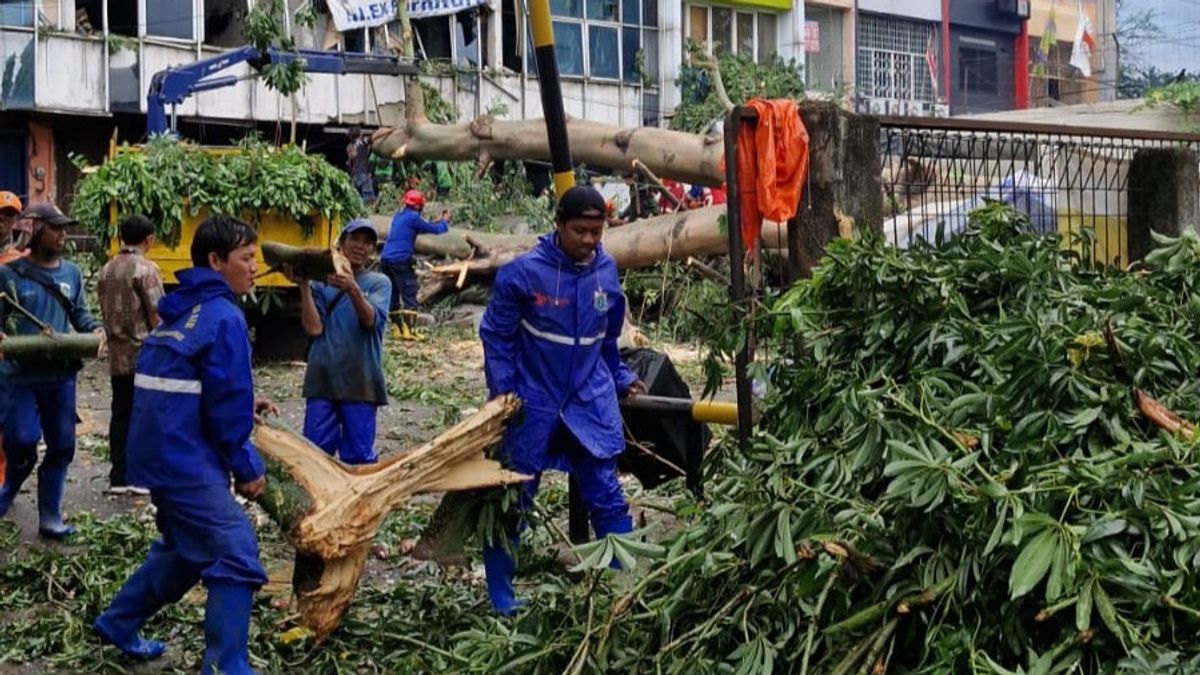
[390,310,425,342]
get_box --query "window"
[0,32,32,109]
[551,0,584,18]
[642,91,660,127]
[736,11,753,57]
[587,0,618,22]
[711,7,731,54]
[456,11,484,69]
[414,16,452,60]
[0,0,33,28]
[146,0,193,40]
[856,12,938,105]
[502,0,521,71]
[622,26,640,82]
[205,0,244,47]
[553,21,584,75]
[959,45,998,94]
[107,0,137,37]
[686,4,777,63]
[642,0,657,27]
[589,25,619,79]
[622,0,638,24]
[344,28,368,52]
[757,13,775,60]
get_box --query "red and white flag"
[1069,1,1097,78]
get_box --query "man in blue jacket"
[478,185,645,615]
[380,189,449,337]
[93,215,276,675]
[290,218,391,464]
[0,202,104,539]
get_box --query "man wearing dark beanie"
[477,184,646,615]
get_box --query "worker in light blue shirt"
[380,189,449,334]
[0,202,103,540]
[290,219,391,464]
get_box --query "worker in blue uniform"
[93,215,277,674]
[478,185,646,615]
[380,189,449,337]
[0,202,104,539]
[289,218,391,464]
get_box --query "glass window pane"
[553,21,584,76]
[737,12,754,57]
[589,25,619,78]
[757,13,777,61]
[146,0,193,39]
[456,12,482,68]
[0,0,34,27]
[551,0,583,18]
[687,5,707,46]
[622,0,638,25]
[587,0,619,22]
[622,26,640,83]
[0,32,33,108]
[642,91,660,127]
[643,28,657,80]
[642,0,657,27]
[711,7,732,55]
[344,28,367,52]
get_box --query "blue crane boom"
[146,46,419,136]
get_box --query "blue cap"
[339,218,378,242]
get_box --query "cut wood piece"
[1135,389,1196,439]
[0,333,103,360]
[373,80,725,188]
[253,395,527,641]
[262,241,351,281]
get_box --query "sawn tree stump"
[252,395,526,642]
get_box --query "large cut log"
[415,207,790,303]
[0,333,103,360]
[253,395,527,642]
[372,80,725,187]
[261,242,351,281]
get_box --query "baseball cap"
[0,191,21,214]
[556,185,606,221]
[339,218,378,242]
[22,202,76,227]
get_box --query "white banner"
[327,1,397,31]
[326,0,486,30]
[408,0,487,19]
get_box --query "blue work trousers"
[123,485,268,596]
[3,378,77,476]
[380,259,419,313]
[303,398,379,464]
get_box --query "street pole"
[529,0,575,197]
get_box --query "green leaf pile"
[437,203,1200,673]
[71,136,365,248]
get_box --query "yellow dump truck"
[103,143,344,357]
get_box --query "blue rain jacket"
[126,268,264,489]
[381,207,448,263]
[480,233,638,471]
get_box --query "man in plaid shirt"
[97,216,164,495]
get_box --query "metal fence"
[878,117,1200,267]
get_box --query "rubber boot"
[391,310,424,342]
[482,540,524,616]
[0,454,36,518]
[36,465,76,539]
[93,547,189,660]
[201,583,258,675]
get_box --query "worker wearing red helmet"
[379,189,450,332]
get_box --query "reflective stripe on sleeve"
[134,373,203,395]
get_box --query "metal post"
[528,0,574,198]
[724,107,753,449]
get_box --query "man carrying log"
[478,184,646,615]
[288,219,391,465]
[380,189,449,338]
[0,203,104,539]
[97,215,164,495]
[94,215,277,675]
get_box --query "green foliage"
[622,260,728,343]
[244,0,308,96]
[71,136,365,249]
[671,42,805,134]
[1140,80,1200,121]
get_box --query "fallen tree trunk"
[253,395,527,642]
[415,207,790,304]
[0,333,103,360]
[372,80,725,187]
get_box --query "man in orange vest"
[0,190,24,487]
